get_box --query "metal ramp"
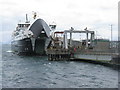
[28,18,51,55]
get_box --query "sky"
[0,0,119,44]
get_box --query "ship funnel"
[49,22,56,30]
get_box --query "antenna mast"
[25,14,29,23]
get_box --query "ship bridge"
[28,19,51,55]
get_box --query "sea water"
[1,44,118,88]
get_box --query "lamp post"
[110,24,113,48]
[111,24,113,42]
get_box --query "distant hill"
[0,41,11,44]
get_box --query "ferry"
[11,13,55,55]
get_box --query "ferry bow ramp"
[29,19,51,55]
[29,19,50,38]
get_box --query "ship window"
[18,24,22,27]
[21,24,24,27]
[25,24,29,27]
[18,24,23,27]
